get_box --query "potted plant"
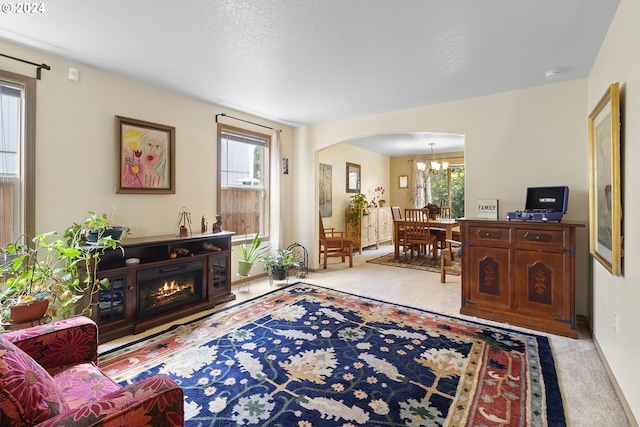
[77,211,129,243]
[261,249,297,281]
[61,212,128,318]
[346,192,369,238]
[0,212,127,323]
[238,233,271,276]
[0,232,62,323]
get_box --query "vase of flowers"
[374,186,386,207]
[425,203,441,219]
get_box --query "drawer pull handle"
[477,230,502,239]
[524,232,552,242]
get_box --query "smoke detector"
[545,68,566,80]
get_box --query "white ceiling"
[0,0,619,156]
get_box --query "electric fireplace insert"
[136,259,204,319]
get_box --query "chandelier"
[417,143,448,174]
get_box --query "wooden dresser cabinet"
[346,207,393,254]
[459,219,584,338]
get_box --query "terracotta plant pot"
[9,298,49,323]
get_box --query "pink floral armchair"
[0,316,184,426]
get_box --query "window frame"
[217,124,271,243]
[0,69,35,245]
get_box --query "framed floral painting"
[116,116,175,194]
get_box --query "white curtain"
[411,159,431,208]
[269,129,284,253]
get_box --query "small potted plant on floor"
[261,249,297,281]
[238,233,271,276]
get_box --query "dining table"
[393,218,459,259]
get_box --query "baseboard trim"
[586,318,638,427]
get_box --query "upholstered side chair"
[0,316,184,426]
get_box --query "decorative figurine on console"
[212,214,223,233]
[201,215,208,233]
[175,206,192,237]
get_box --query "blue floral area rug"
[99,283,565,426]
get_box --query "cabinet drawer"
[468,225,511,243]
[516,229,566,247]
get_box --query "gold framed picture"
[588,82,623,276]
[399,175,408,188]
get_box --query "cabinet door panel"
[466,245,511,309]
[515,249,567,317]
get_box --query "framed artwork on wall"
[346,162,361,193]
[399,175,408,188]
[319,163,332,218]
[588,82,623,276]
[116,116,175,194]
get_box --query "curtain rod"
[215,113,281,132]
[0,53,50,80]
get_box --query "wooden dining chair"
[319,214,354,269]
[404,208,428,222]
[391,206,402,221]
[402,211,437,260]
[391,206,406,252]
[440,238,462,283]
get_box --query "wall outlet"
[613,312,620,333]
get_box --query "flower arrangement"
[425,203,441,216]
[374,186,386,206]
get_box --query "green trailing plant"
[346,192,370,238]
[261,249,297,270]
[0,212,127,322]
[0,232,63,308]
[61,212,127,318]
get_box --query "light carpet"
[99,282,565,426]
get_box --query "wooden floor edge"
[583,316,639,427]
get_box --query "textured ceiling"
[0,1,619,154]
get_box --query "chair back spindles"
[391,206,402,221]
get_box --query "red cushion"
[0,336,69,426]
[49,362,121,410]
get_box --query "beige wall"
[587,0,639,420]
[0,39,296,278]
[317,144,390,231]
